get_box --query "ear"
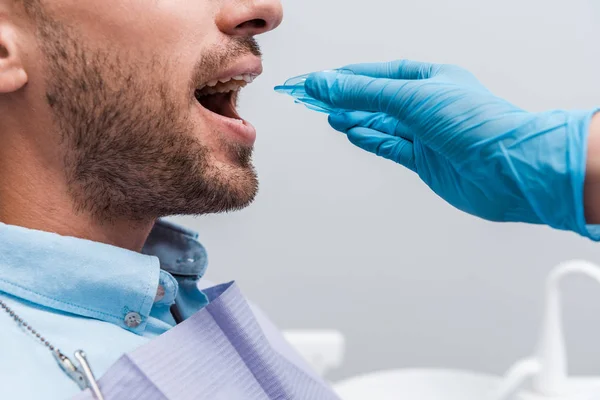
[0,21,28,93]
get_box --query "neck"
[0,137,154,252]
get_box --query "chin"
[186,162,259,215]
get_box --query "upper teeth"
[203,74,257,89]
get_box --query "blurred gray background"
[170,0,600,381]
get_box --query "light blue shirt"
[0,220,214,399]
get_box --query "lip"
[195,101,257,147]
[206,55,263,86]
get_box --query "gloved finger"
[328,111,377,132]
[329,111,414,142]
[347,127,416,172]
[340,60,438,80]
[306,71,413,114]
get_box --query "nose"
[217,0,283,37]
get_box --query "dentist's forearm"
[585,113,600,224]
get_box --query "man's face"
[7,0,282,221]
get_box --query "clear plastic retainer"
[274,69,354,114]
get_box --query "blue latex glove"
[305,60,600,240]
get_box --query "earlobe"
[0,61,28,93]
[0,26,28,93]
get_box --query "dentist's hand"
[305,60,600,240]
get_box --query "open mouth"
[194,74,257,121]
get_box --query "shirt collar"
[142,219,208,277]
[0,219,208,333]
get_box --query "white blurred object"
[331,260,600,400]
[533,260,600,395]
[492,260,600,400]
[333,370,600,400]
[334,369,500,400]
[282,330,345,377]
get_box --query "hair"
[14,0,38,7]
[13,0,42,19]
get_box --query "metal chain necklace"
[0,298,105,400]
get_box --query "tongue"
[199,92,239,119]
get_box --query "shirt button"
[154,285,165,303]
[124,312,142,328]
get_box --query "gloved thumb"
[347,127,417,172]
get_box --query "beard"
[33,8,260,222]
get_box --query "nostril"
[236,19,267,31]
